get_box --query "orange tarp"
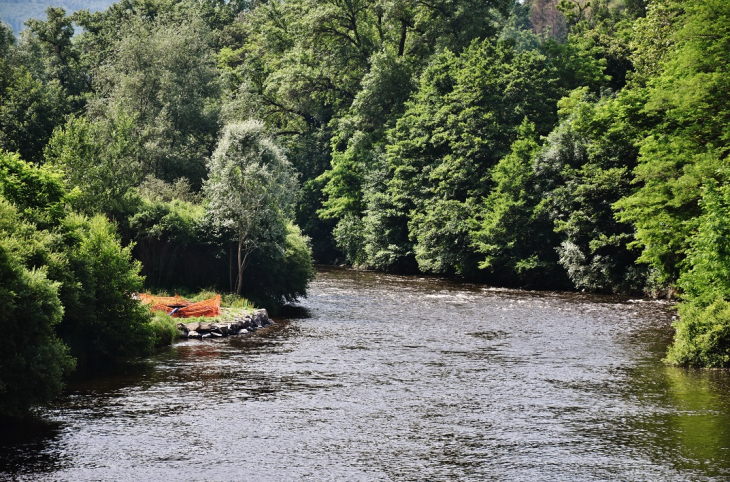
[139,294,221,318]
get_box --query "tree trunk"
[398,20,408,57]
[237,235,244,296]
[229,242,234,293]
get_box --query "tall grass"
[150,311,179,346]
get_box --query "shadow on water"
[0,416,65,477]
[276,303,313,319]
[0,360,161,478]
[0,320,306,478]
[63,359,158,394]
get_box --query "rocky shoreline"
[176,308,274,339]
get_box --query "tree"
[614,0,730,286]
[534,89,646,293]
[45,110,142,216]
[24,7,85,104]
[0,17,14,55]
[221,0,511,262]
[382,40,568,276]
[678,180,730,308]
[0,66,67,164]
[0,150,67,228]
[204,120,298,295]
[530,0,569,41]
[89,11,221,186]
[0,17,69,164]
[472,120,567,287]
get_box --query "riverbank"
[146,291,273,345]
[175,308,274,339]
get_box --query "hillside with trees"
[0,0,114,33]
[1,0,729,418]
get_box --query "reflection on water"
[625,366,730,477]
[2,266,730,481]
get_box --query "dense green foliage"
[667,181,730,367]
[45,111,141,214]
[0,152,154,417]
[0,152,154,364]
[0,199,74,418]
[52,213,154,365]
[382,40,571,277]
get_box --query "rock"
[211,324,228,335]
[171,309,273,342]
[183,322,200,332]
[251,308,271,327]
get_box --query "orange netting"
[139,294,191,307]
[139,294,221,318]
[175,295,221,318]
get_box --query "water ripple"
[2,267,730,481]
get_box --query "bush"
[0,201,74,418]
[243,223,315,310]
[53,214,154,366]
[666,299,730,368]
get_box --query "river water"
[2,267,730,481]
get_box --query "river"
[2,266,730,481]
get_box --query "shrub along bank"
[0,152,153,418]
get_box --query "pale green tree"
[204,120,298,295]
